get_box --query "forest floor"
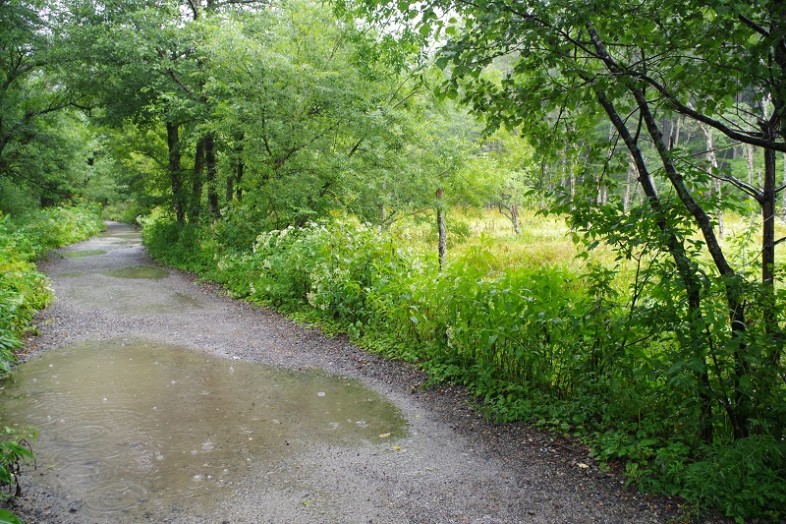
[7,222,726,523]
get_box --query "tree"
[351,0,786,443]
[0,0,91,206]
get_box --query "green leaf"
[0,509,23,524]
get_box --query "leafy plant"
[0,430,34,501]
[0,205,103,371]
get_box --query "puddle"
[61,249,106,258]
[0,340,407,519]
[104,266,168,279]
[68,286,203,313]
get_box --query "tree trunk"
[595,89,715,444]
[782,151,786,214]
[225,174,234,204]
[436,187,446,271]
[673,115,682,149]
[235,155,244,201]
[190,137,205,222]
[204,133,221,218]
[569,166,576,204]
[633,88,749,440]
[781,153,786,214]
[623,152,636,212]
[700,123,723,238]
[233,133,244,202]
[744,143,756,188]
[539,161,549,209]
[762,129,777,336]
[662,117,673,149]
[559,147,575,204]
[510,202,520,235]
[596,180,607,205]
[166,121,185,223]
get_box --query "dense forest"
[2,0,785,521]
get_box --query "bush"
[0,205,103,368]
[682,437,786,522]
[142,219,215,274]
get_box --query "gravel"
[4,222,727,523]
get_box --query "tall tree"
[351,0,786,441]
[0,0,90,205]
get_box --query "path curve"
[8,222,704,523]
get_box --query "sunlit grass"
[390,206,621,273]
[347,203,774,300]
[386,206,782,299]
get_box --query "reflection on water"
[0,340,407,519]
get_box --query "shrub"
[0,205,103,369]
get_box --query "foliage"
[0,205,103,365]
[0,427,34,504]
[141,216,216,275]
[3,0,784,520]
[680,436,786,522]
[0,509,22,524]
[0,0,96,207]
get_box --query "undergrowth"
[0,204,104,362]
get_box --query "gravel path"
[6,222,721,523]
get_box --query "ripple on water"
[57,423,113,445]
[82,478,150,514]
[0,339,408,521]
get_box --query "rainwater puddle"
[67,283,203,313]
[104,266,169,279]
[61,249,106,258]
[0,340,407,519]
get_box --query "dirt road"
[5,222,700,523]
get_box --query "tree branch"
[738,14,770,38]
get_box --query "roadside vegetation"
[0,206,104,365]
[2,0,785,521]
